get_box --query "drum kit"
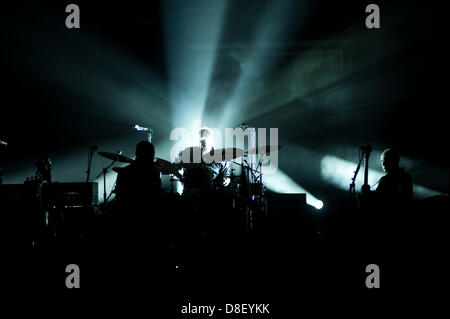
[98,144,280,187]
[3,123,282,231]
[98,144,281,225]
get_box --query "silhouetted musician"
[175,127,230,194]
[359,148,413,252]
[115,141,162,211]
[362,148,413,203]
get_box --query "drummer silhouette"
[174,128,233,237]
[175,127,230,194]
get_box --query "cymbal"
[246,145,282,155]
[214,147,245,161]
[111,158,182,178]
[154,158,183,180]
[176,146,244,163]
[98,151,134,164]
[174,147,201,164]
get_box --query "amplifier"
[42,182,98,207]
[0,183,42,207]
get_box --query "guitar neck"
[363,149,371,187]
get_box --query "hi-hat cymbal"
[246,145,282,155]
[154,158,183,180]
[98,151,134,164]
[154,158,178,175]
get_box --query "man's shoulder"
[377,174,388,185]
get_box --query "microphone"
[89,145,98,151]
[133,124,150,131]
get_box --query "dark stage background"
[1,0,448,200]
[0,0,448,311]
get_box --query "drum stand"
[232,157,267,233]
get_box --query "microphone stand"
[244,159,258,182]
[96,159,116,204]
[147,129,153,143]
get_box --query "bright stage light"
[264,169,324,211]
[314,200,324,210]
[163,1,228,130]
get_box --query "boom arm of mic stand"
[95,159,117,179]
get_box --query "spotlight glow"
[264,169,324,210]
[163,1,228,129]
[320,155,443,199]
[314,200,324,210]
